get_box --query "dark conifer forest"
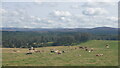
[2,27,119,48]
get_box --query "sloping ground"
[2,40,118,66]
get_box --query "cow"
[26,52,32,55]
[62,51,65,53]
[50,50,64,54]
[85,48,88,51]
[90,48,94,52]
[79,46,84,49]
[96,54,103,56]
[35,50,41,53]
[105,44,109,49]
[51,50,55,53]
[56,50,63,54]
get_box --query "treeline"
[2,31,118,48]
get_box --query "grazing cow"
[88,50,91,52]
[84,48,94,52]
[29,47,34,50]
[62,51,65,53]
[33,48,35,50]
[79,46,82,49]
[29,47,35,53]
[29,50,34,53]
[79,46,84,49]
[51,50,55,53]
[31,47,33,50]
[26,52,32,55]
[96,54,99,56]
[99,54,103,56]
[57,51,62,54]
[50,50,58,53]
[57,52,62,54]
[90,48,94,52]
[35,50,41,53]
[85,48,88,51]
[96,54,103,56]
[29,48,31,50]
[50,50,63,54]
[105,44,109,49]
[55,50,59,53]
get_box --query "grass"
[2,40,119,66]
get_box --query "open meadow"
[2,40,118,66]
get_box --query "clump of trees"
[2,31,118,48]
[2,31,91,48]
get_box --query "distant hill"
[87,27,118,35]
[1,27,119,35]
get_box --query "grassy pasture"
[2,40,118,66]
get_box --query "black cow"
[26,52,32,55]
[50,50,55,53]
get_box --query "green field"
[2,40,118,66]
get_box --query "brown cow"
[96,54,103,56]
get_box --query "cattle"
[57,50,65,54]
[35,50,41,53]
[89,48,94,52]
[91,48,94,51]
[84,47,94,52]
[79,46,88,49]
[96,54,99,56]
[29,47,34,50]
[62,51,65,53]
[50,50,64,54]
[85,48,88,51]
[100,54,103,56]
[29,47,38,53]
[50,50,55,53]
[33,48,35,50]
[57,51,62,54]
[79,46,84,49]
[105,44,109,49]
[96,54,103,56]
[26,52,32,55]
[88,50,91,52]
[29,50,34,53]
[28,47,35,53]
[50,50,58,53]
[55,50,59,53]
[29,48,31,50]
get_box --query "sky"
[1,0,119,28]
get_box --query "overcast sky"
[1,0,118,28]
